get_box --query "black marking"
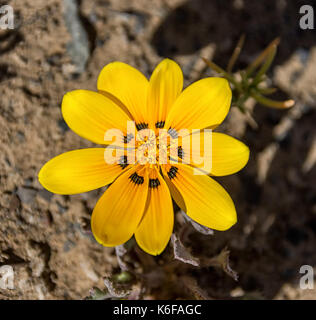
[178,146,184,159]
[129,172,144,185]
[123,133,134,144]
[136,122,149,131]
[168,127,178,138]
[167,166,178,180]
[149,178,160,189]
[119,155,128,170]
[155,121,165,129]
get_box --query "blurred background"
[0,0,315,299]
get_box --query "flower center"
[135,129,178,166]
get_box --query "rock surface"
[0,0,316,299]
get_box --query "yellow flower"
[38,59,249,255]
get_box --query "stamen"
[149,178,160,188]
[129,172,144,185]
[167,166,178,179]
[155,121,165,129]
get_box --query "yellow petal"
[210,133,249,176]
[148,59,183,128]
[62,90,131,145]
[165,78,232,131]
[91,166,149,247]
[135,170,174,255]
[162,165,186,212]
[181,132,250,176]
[38,149,126,195]
[97,62,149,125]
[162,164,237,231]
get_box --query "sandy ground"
[0,0,316,299]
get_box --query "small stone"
[38,189,53,202]
[16,187,37,204]
[63,0,90,74]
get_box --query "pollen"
[135,129,179,166]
